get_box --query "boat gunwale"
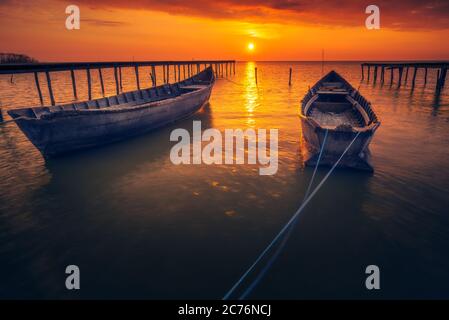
[8,67,215,121]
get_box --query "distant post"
[255,67,258,85]
[424,68,428,84]
[70,69,77,99]
[289,67,292,86]
[361,65,364,80]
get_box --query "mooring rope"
[223,130,361,300]
[237,129,330,300]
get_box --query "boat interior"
[306,82,368,128]
[9,68,214,120]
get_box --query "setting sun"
[247,42,255,51]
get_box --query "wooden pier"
[0,60,236,108]
[361,62,448,94]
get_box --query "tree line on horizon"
[0,53,38,64]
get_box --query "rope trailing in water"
[223,130,361,300]
[237,129,329,300]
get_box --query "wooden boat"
[299,70,380,171]
[8,67,215,158]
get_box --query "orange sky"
[1,0,449,61]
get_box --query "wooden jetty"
[361,62,448,94]
[0,60,236,108]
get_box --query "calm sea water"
[0,62,448,299]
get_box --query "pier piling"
[362,62,448,94]
[45,71,55,106]
[114,66,119,95]
[134,65,140,91]
[411,67,418,89]
[98,68,105,96]
[86,68,92,100]
[151,66,156,86]
[70,69,77,99]
[119,67,123,90]
[373,66,378,83]
[398,67,403,88]
[34,72,44,105]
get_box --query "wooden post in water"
[114,66,119,95]
[361,65,364,80]
[188,64,191,77]
[288,67,292,86]
[151,66,156,86]
[178,65,181,81]
[424,68,428,84]
[437,68,447,94]
[397,67,403,88]
[34,72,44,105]
[390,68,394,85]
[255,67,258,85]
[45,71,55,106]
[404,67,409,84]
[98,68,105,96]
[119,67,123,90]
[367,65,371,81]
[163,65,166,83]
[70,69,77,99]
[197,64,200,74]
[166,65,170,83]
[226,63,228,77]
[174,64,177,82]
[233,62,236,75]
[411,67,418,89]
[373,66,378,83]
[86,68,92,100]
[183,65,186,79]
[134,65,140,91]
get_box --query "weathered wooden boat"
[300,70,380,171]
[8,67,214,158]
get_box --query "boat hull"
[300,117,378,171]
[12,85,212,158]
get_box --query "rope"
[223,130,360,300]
[237,129,329,300]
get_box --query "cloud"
[66,0,449,30]
[82,18,127,27]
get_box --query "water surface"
[0,62,448,299]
